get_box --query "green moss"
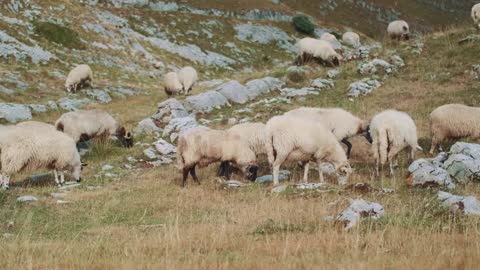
[34,22,84,49]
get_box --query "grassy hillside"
[1,1,480,269]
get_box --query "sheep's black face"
[403,34,410,41]
[245,165,258,181]
[332,57,340,66]
[364,125,373,144]
[121,132,134,148]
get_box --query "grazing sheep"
[320,33,338,43]
[65,64,93,92]
[284,107,368,159]
[387,20,410,41]
[472,4,480,28]
[265,115,351,186]
[295,37,341,66]
[176,127,259,187]
[178,66,198,95]
[55,109,133,148]
[163,72,183,96]
[342,32,361,47]
[368,110,422,176]
[0,121,82,189]
[217,122,267,178]
[429,104,480,154]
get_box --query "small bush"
[292,14,316,35]
[34,22,84,49]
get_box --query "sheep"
[295,37,341,66]
[368,110,422,176]
[472,4,480,28]
[55,109,133,148]
[265,115,352,186]
[284,107,368,158]
[163,72,183,96]
[176,127,259,187]
[217,122,267,179]
[320,33,338,43]
[65,64,93,92]
[387,20,410,41]
[178,66,198,95]
[0,121,82,189]
[342,32,361,48]
[429,104,480,154]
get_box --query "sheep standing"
[55,109,132,148]
[387,20,410,41]
[429,104,480,154]
[295,38,341,66]
[0,121,82,189]
[342,32,361,48]
[284,107,368,158]
[369,110,422,176]
[265,115,351,186]
[65,64,93,92]
[217,123,267,179]
[176,127,258,187]
[320,33,338,43]
[178,66,198,95]
[163,72,183,96]
[472,4,480,28]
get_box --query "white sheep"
[320,33,337,42]
[217,122,267,178]
[387,20,410,41]
[429,104,480,154]
[342,32,361,48]
[176,127,259,187]
[368,110,422,176]
[65,64,93,92]
[472,4,480,28]
[295,37,341,66]
[55,109,132,148]
[284,107,368,158]
[0,121,82,189]
[178,66,198,95]
[265,115,351,186]
[163,72,183,96]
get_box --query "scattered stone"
[327,69,339,78]
[227,118,237,125]
[51,193,66,199]
[58,182,81,190]
[443,154,480,183]
[47,101,58,110]
[244,77,284,99]
[135,118,162,135]
[86,89,112,104]
[17,196,38,202]
[438,191,480,215]
[234,24,295,52]
[184,91,230,113]
[102,164,114,171]
[408,157,455,189]
[358,59,394,75]
[226,180,248,188]
[0,103,32,123]
[154,138,176,155]
[56,200,70,204]
[256,170,291,183]
[311,78,334,89]
[336,199,385,230]
[295,183,329,190]
[143,147,158,160]
[281,87,320,97]
[29,104,47,113]
[2,233,14,238]
[390,55,405,68]
[153,98,189,124]
[216,80,250,104]
[459,34,480,45]
[347,79,381,97]
[271,184,288,193]
[162,116,204,141]
[57,98,91,111]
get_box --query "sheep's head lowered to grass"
[116,126,133,148]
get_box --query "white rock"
[135,118,162,135]
[102,164,114,171]
[17,196,38,202]
[438,191,480,215]
[336,199,384,230]
[154,138,176,155]
[143,147,158,160]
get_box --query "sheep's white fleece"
[163,72,183,95]
[227,122,267,156]
[342,32,361,47]
[387,20,410,39]
[65,64,93,92]
[178,66,198,95]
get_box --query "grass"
[34,22,84,50]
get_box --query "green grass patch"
[34,22,84,49]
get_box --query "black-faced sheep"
[163,72,183,96]
[65,64,93,92]
[387,20,410,41]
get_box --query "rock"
[216,80,250,104]
[443,154,480,183]
[154,138,176,155]
[29,104,47,113]
[327,69,339,78]
[162,116,204,141]
[226,180,248,188]
[184,91,230,113]
[102,164,113,171]
[0,103,32,123]
[58,182,81,190]
[57,98,91,111]
[17,196,38,202]
[234,24,295,52]
[56,200,70,204]
[143,147,158,160]
[153,98,189,124]
[336,199,384,230]
[135,118,162,135]
[458,34,480,44]
[280,87,320,97]
[86,90,112,104]
[227,118,237,125]
[244,77,284,99]
[153,61,164,69]
[47,101,58,110]
[311,78,334,89]
[0,30,54,64]
[407,158,455,189]
[449,142,480,159]
[438,191,480,215]
[256,170,291,183]
[2,233,14,238]
[358,59,394,75]
[51,193,66,199]
[347,79,381,97]
[295,183,329,190]
[271,184,288,193]
[390,55,405,68]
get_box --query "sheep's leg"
[341,138,352,159]
[389,161,395,176]
[53,170,61,187]
[60,171,65,185]
[429,136,440,155]
[272,164,281,186]
[217,161,229,178]
[190,166,200,185]
[2,175,10,190]
[318,163,325,183]
[182,168,189,187]
[302,162,309,183]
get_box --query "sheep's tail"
[266,132,276,165]
[175,138,186,170]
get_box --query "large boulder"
[0,103,32,123]
[347,79,381,97]
[408,158,455,189]
[162,116,205,142]
[184,91,230,113]
[216,80,250,104]
[57,98,91,111]
[244,77,284,99]
[153,98,189,124]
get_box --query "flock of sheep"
[0,6,479,191]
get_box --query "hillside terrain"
[1,0,480,269]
